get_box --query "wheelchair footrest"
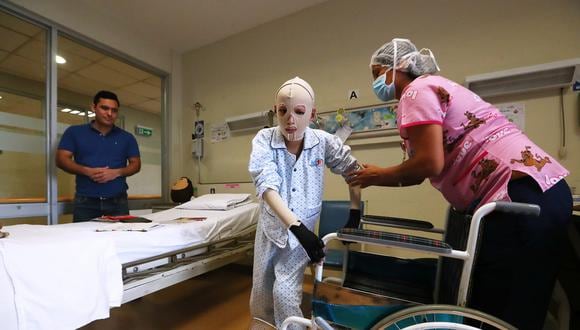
[338,228,452,254]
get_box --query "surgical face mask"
[373,70,396,102]
[372,38,401,102]
[276,78,315,141]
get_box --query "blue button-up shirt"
[249,127,357,248]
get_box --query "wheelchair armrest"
[338,228,452,255]
[361,214,444,234]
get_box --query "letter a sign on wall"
[347,89,359,100]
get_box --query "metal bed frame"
[122,224,256,303]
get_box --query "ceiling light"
[0,95,3,100]
[77,112,86,116]
[69,110,80,115]
[88,113,96,118]
[61,108,71,112]
[55,55,66,64]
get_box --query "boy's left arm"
[324,133,363,228]
[345,184,362,229]
[349,184,361,210]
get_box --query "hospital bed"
[0,196,259,330]
[277,201,540,330]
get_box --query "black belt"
[82,194,127,201]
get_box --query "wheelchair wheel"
[370,304,516,330]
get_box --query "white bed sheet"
[0,229,122,330]
[0,202,259,330]
[107,202,259,263]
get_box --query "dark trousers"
[468,177,572,329]
[73,194,129,222]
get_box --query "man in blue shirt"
[57,90,141,222]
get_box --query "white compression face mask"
[275,77,315,142]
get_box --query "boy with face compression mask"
[248,77,362,329]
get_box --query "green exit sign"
[135,125,153,137]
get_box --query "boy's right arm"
[262,189,298,227]
[264,189,325,263]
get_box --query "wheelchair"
[274,201,540,330]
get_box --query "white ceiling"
[0,14,164,115]
[0,1,328,116]
[73,0,329,53]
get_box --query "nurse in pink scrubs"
[347,38,573,330]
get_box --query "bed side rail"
[122,224,256,283]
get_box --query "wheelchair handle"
[493,201,541,216]
[459,201,541,305]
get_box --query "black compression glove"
[344,209,361,229]
[289,222,325,263]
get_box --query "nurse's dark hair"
[93,90,120,107]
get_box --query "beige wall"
[182,0,580,226]
[11,0,579,219]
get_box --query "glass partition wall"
[0,5,166,225]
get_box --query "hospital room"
[0,0,579,329]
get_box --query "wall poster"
[310,103,398,137]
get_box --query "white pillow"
[176,193,251,210]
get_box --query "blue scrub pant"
[468,177,572,329]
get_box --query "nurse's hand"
[289,222,325,263]
[345,163,383,188]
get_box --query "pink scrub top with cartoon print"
[397,75,569,212]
